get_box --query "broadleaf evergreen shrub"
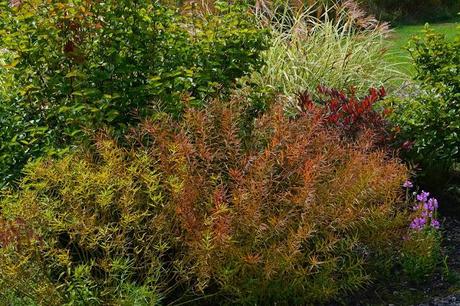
[0,0,268,187]
[0,96,428,304]
[388,27,460,171]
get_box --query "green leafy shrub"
[1,95,422,304]
[410,27,459,97]
[0,0,268,187]
[388,27,460,171]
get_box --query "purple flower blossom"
[423,202,431,211]
[408,188,440,232]
[416,191,430,203]
[428,198,438,210]
[403,180,413,188]
[410,217,426,231]
[421,210,432,218]
[431,219,440,229]
[424,198,438,212]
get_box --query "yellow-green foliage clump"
[1,98,415,304]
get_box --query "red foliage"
[298,85,392,144]
[125,98,408,301]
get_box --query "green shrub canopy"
[0,0,268,187]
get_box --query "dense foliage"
[298,85,390,142]
[0,97,424,305]
[251,2,403,112]
[0,0,268,187]
[389,27,460,170]
[0,1,451,304]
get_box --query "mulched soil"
[419,294,460,306]
[443,217,460,275]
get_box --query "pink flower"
[403,180,413,188]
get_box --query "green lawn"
[386,17,459,75]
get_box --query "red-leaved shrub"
[298,85,391,144]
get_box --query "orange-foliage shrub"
[0,97,411,304]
